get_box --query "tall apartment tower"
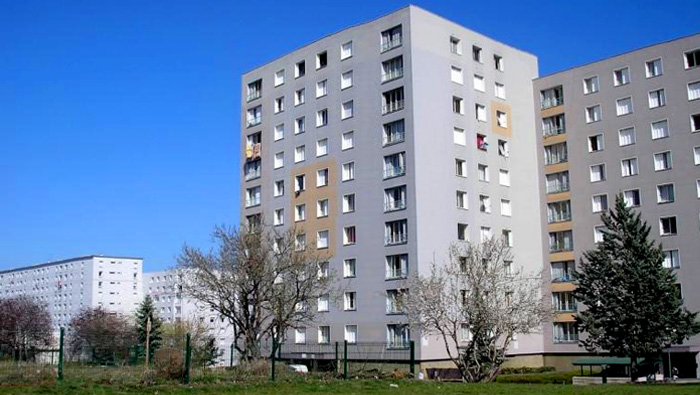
[240,5,544,363]
[0,255,144,333]
[534,35,700,375]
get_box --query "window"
[273,208,284,226]
[477,164,489,182]
[451,66,463,84]
[692,114,700,132]
[548,200,571,223]
[341,131,354,150]
[386,254,408,279]
[553,322,579,343]
[316,109,328,127]
[385,219,408,245]
[318,326,331,344]
[472,45,482,62]
[317,230,329,249]
[381,25,402,52]
[317,168,329,187]
[663,250,680,269]
[294,145,305,163]
[343,193,355,213]
[386,289,404,314]
[479,195,491,213]
[385,185,407,212]
[549,230,573,252]
[274,124,284,141]
[618,127,636,146]
[341,101,354,119]
[654,151,672,171]
[457,223,469,241]
[657,184,675,204]
[475,104,487,122]
[651,119,669,139]
[244,159,261,181]
[316,138,328,157]
[685,49,700,69]
[590,164,606,182]
[613,67,630,86]
[494,54,503,71]
[316,79,328,98]
[592,194,608,213]
[646,89,666,109]
[453,127,466,146]
[317,199,329,217]
[246,106,262,127]
[586,105,601,123]
[295,61,305,78]
[695,146,700,165]
[546,171,570,194]
[473,74,485,92]
[450,96,464,116]
[383,152,406,179]
[500,199,512,217]
[382,87,404,114]
[274,69,285,87]
[551,261,575,282]
[246,79,262,102]
[688,81,700,101]
[553,292,577,312]
[583,76,599,94]
[496,111,508,128]
[341,41,353,60]
[295,328,306,344]
[383,119,405,145]
[345,325,358,344]
[343,226,356,245]
[455,159,467,177]
[499,169,510,186]
[621,158,638,177]
[295,117,305,134]
[588,134,604,152]
[273,180,284,197]
[456,190,468,209]
[646,58,662,78]
[379,57,405,86]
[295,204,306,222]
[502,229,513,247]
[450,36,462,54]
[344,259,356,278]
[244,186,260,208]
[544,142,568,165]
[542,114,566,137]
[344,292,356,311]
[594,226,606,243]
[659,217,677,236]
[293,89,305,107]
[341,70,353,90]
[342,162,355,181]
[623,189,641,207]
[540,86,563,109]
[316,51,327,69]
[697,180,700,198]
[495,82,506,99]
[294,174,306,193]
[387,324,409,349]
[480,226,492,242]
[616,97,633,116]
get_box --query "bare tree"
[0,295,53,361]
[161,316,222,366]
[177,224,337,362]
[68,307,137,364]
[402,239,550,382]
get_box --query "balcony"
[541,96,564,110]
[244,168,261,181]
[551,274,575,283]
[245,143,262,161]
[546,182,570,194]
[549,244,573,254]
[245,197,260,208]
[554,305,578,313]
[383,130,405,146]
[246,116,262,128]
[382,67,404,83]
[385,233,408,246]
[384,200,406,212]
[383,165,405,179]
[543,126,566,137]
[381,35,402,53]
[246,91,261,102]
[553,335,579,344]
[382,100,404,115]
[548,213,571,223]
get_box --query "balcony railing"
[545,155,568,166]
[381,35,402,52]
[246,116,262,128]
[551,274,575,283]
[543,127,566,137]
[245,197,261,208]
[245,168,261,181]
[541,96,564,110]
[383,165,405,179]
[245,143,262,161]
[554,305,578,313]
[546,182,570,194]
[548,213,572,223]
[386,270,408,280]
[549,243,573,253]
[385,233,408,246]
[246,91,261,102]
[382,100,404,115]
[381,67,404,83]
[553,335,579,344]
[383,130,405,146]
[384,200,406,212]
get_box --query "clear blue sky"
[2,0,698,272]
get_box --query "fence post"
[57,327,64,382]
[343,340,348,380]
[409,340,415,378]
[230,343,234,367]
[335,341,339,377]
[271,338,276,382]
[183,333,191,384]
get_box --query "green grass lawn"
[0,380,699,395]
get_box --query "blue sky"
[2,0,699,271]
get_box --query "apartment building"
[0,255,144,333]
[240,5,544,363]
[534,35,700,376]
[143,271,236,366]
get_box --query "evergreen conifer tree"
[135,295,163,361]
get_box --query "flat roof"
[0,255,143,275]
